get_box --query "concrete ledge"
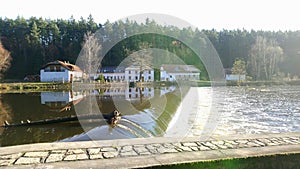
[0,132,299,168]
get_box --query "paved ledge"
[0,132,299,169]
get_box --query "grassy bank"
[0,82,113,93]
[1,80,300,93]
[147,153,300,169]
[0,82,71,93]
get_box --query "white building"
[40,60,83,82]
[97,66,125,82]
[124,65,154,82]
[160,64,200,81]
[97,65,154,82]
[224,68,246,81]
[225,74,246,81]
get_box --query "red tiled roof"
[41,60,82,72]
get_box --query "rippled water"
[210,85,300,136]
[0,85,299,147]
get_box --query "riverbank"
[0,82,113,93]
[0,132,299,168]
[1,80,300,93]
[226,79,300,86]
[149,153,300,169]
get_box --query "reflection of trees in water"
[69,88,182,140]
[0,93,84,147]
[0,95,12,134]
[153,92,181,136]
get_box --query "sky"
[0,0,299,31]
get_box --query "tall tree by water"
[249,36,283,80]
[77,31,102,80]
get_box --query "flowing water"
[0,85,299,147]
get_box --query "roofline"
[41,60,83,72]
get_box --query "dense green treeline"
[1,16,300,80]
[205,29,300,79]
[0,15,100,79]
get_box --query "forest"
[1,15,300,81]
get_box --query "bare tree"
[0,41,12,78]
[78,32,102,81]
[249,36,266,80]
[129,42,153,82]
[266,40,283,79]
[249,36,283,80]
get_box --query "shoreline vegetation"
[147,153,300,169]
[1,80,300,93]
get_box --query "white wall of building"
[160,70,175,81]
[225,74,246,81]
[40,69,82,82]
[142,69,154,82]
[124,67,154,82]
[160,71,200,81]
[40,69,70,82]
[125,67,139,82]
[103,73,125,81]
[69,71,83,82]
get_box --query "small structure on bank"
[40,60,83,82]
[160,64,200,81]
[224,68,246,81]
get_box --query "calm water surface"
[0,85,299,147]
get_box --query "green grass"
[146,153,300,169]
[0,82,71,92]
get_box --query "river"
[0,85,299,147]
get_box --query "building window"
[129,70,131,74]
[50,65,55,72]
[135,76,138,80]
[149,70,151,74]
[149,76,151,80]
[56,66,61,72]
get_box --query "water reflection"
[66,86,181,142]
[0,92,84,146]
[0,86,181,146]
[2,85,299,147]
[41,91,86,112]
[0,97,12,136]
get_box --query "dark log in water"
[1,110,121,127]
